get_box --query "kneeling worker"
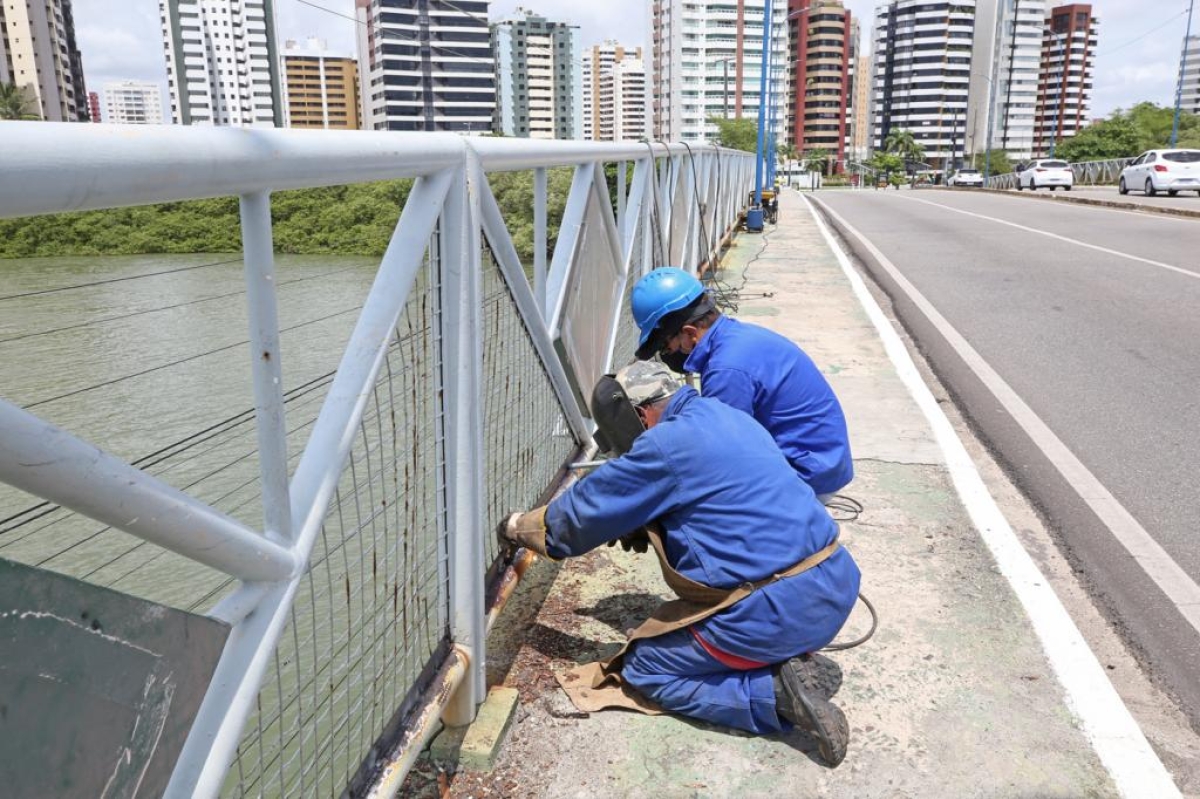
[631,267,853,500]
[499,361,861,766]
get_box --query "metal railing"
[0,122,753,797]
[986,157,1136,190]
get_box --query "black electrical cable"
[0,263,364,346]
[822,592,878,652]
[0,257,243,304]
[641,141,668,270]
[23,306,361,411]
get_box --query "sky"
[73,0,1192,121]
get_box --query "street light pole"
[754,0,773,208]
[1171,0,1196,148]
[723,58,730,118]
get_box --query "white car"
[948,168,983,187]
[1015,159,1074,191]
[1118,149,1200,197]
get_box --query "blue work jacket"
[684,315,854,496]
[545,387,861,663]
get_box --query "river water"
[0,252,381,610]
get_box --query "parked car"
[1118,149,1200,197]
[948,168,984,187]
[1015,159,1074,191]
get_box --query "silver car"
[1119,149,1200,197]
[1015,159,1074,191]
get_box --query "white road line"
[804,194,1184,799]
[898,193,1200,280]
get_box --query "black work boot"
[773,654,849,767]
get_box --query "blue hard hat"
[631,267,705,355]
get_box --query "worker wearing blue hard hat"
[631,267,853,499]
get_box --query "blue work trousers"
[622,628,785,735]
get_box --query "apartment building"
[161,0,284,126]
[849,53,871,162]
[788,0,853,169]
[88,91,102,123]
[282,39,360,130]
[871,0,975,167]
[967,0,1048,162]
[649,0,790,143]
[1033,4,1097,156]
[492,9,582,139]
[598,57,647,142]
[583,40,642,141]
[357,0,494,133]
[1183,35,1200,116]
[0,0,88,121]
[103,81,165,125]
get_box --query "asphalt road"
[811,188,1200,727]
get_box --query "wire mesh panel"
[223,257,447,799]
[668,161,692,270]
[480,244,579,568]
[611,218,646,372]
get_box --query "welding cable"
[640,140,669,270]
[822,592,878,652]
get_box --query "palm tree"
[0,82,38,120]
[804,147,830,177]
[778,143,799,184]
[883,128,925,171]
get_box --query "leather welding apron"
[555,525,840,715]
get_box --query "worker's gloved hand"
[497,506,556,559]
[606,527,650,554]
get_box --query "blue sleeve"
[544,432,681,559]
[700,367,759,417]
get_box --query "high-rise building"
[871,0,975,168]
[967,0,1048,162]
[1034,4,1097,157]
[788,0,853,170]
[649,0,790,143]
[357,0,495,133]
[282,39,360,130]
[88,92,102,123]
[492,9,582,139]
[849,54,872,162]
[161,0,284,127]
[103,81,165,125]
[582,56,595,139]
[0,0,88,121]
[598,57,647,142]
[583,41,642,141]
[1182,35,1200,116]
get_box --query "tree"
[803,147,830,176]
[883,128,925,168]
[868,152,904,187]
[0,82,38,120]
[970,149,1013,176]
[708,117,758,152]
[1051,102,1200,163]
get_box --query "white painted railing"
[0,122,754,797]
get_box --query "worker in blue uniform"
[500,361,860,766]
[630,267,853,499]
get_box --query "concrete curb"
[939,185,1200,220]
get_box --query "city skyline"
[68,0,1192,124]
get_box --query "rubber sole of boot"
[777,657,850,767]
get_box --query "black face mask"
[659,348,689,374]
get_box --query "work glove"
[606,526,650,555]
[497,506,556,559]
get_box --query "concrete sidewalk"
[402,187,1181,797]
